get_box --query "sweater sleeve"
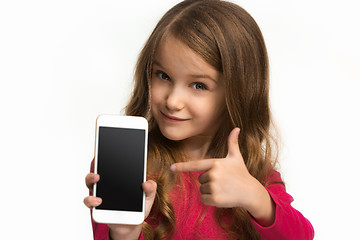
[91,221,111,240]
[250,171,314,240]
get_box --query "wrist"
[247,184,276,227]
[109,224,142,240]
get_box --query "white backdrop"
[0,1,359,239]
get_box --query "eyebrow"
[189,74,218,83]
[152,60,219,83]
[152,60,163,69]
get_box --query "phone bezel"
[92,115,148,225]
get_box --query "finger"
[83,196,102,208]
[85,173,100,190]
[226,128,241,158]
[171,159,217,172]
[199,183,212,194]
[200,194,216,206]
[198,171,210,184]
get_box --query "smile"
[160,111,189,122]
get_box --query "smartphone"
[92,115,148,225]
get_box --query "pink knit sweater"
[91,170,314,239]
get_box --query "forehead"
[154,36,221,81]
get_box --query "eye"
[156,71,171,81]
[191,82,208,90]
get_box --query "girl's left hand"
[170,128,275,225]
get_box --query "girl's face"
[150,36,226,143]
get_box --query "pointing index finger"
[171,159,216,172]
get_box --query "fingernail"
[95,197,102,203]
[170,164,176,171]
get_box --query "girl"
[84,0,314,239]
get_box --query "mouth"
[160,111,189,122]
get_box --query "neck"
[180,135,214,161]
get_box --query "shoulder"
[266,169,283,185]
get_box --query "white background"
[0,0,359,239]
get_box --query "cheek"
[150,84,164,112]
[198,99,226,126]
[196,97,225,116]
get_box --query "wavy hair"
[125,0,281,239]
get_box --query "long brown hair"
[126,0,281,239]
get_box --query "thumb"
[143,180,157,200]
[226,127,241,158]
[142,180,157,218]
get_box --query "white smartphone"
[92,115,148,225]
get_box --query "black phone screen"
[95,126,145,212]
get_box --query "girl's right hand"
[83,173,157,240]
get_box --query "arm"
[250,171,315,240]
[171,129,314,239]
[91,220,144,240]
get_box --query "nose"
[165,87,185,111]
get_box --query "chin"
[158,127,187,141]
[161,131,185,141]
